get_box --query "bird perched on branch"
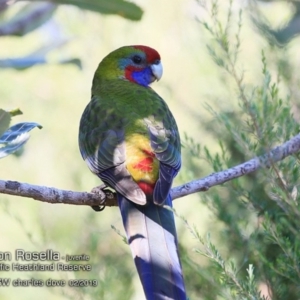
[79,45,186,300]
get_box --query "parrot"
[78,45,186,300]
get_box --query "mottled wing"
[145,92,181,205]
[78,96,147,205]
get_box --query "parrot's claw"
[91,183,108,212]
[90,183,117,212]
[92,205,105,212]
[91,183,108,194]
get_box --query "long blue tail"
[118,194,186,300]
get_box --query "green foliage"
[0,109,11,137]
[249,0,300,46]
[42,0,143,20]
[0,0,142,36]
[0,0,143,69]
[181,0,300,299]
[0,2,57,36]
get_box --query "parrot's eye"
[132,55,142,64]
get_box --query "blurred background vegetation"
[1,0,300,299]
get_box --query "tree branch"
[1,133,300,208]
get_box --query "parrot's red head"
[95,45,163,87]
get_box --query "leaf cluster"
[0,0,143,70]
[182,1,300,299]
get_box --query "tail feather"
[118,194,186,300]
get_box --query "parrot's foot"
[90,184,116,211]
[91,183,107,212]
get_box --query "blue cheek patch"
[131,67,153,87]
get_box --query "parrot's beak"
[151,61,163,81]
